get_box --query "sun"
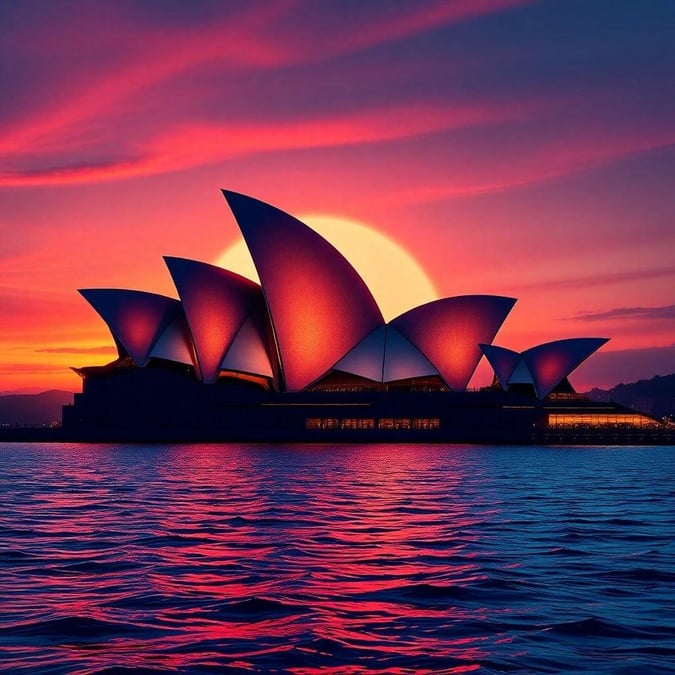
[215,215,437,321]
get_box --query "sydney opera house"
[62,191,666,443]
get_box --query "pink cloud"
[0,1,529,154]
[0,99,539,186]
[0,3,301,157]
[380,134,675,206]
[510,266,675,294]
[0,0,537,187]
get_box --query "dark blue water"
[0,444,673,673]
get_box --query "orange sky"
[1,1,674,393]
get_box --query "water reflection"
[1,443,673,672]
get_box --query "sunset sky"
[1,0,673,394]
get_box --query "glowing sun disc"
[216,214,437,321]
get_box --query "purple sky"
[1,0,673,392]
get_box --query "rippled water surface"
[1,443,674,673]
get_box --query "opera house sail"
[60,191,670,444]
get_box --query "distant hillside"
[586,374,675,420]
[0,390,74,427]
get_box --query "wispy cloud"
[0,3,296,156]
[510,266,675,293]
[0,363,71,374]
[329,0,535,54]
[0,0,531,161]
[34,345,117,355]
[573,305,675,322]
[383,136,675,206]
[0,100,539,186]
[0,0,590,191]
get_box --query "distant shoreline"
[1,426,673,446]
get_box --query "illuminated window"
[340,418,375,429]
[307,417,439,431]
[412,418,440,430]
[547,413,659,429]
[305,417,374,430]
[378,417,439,430]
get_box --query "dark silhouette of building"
[62,191,670,443]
